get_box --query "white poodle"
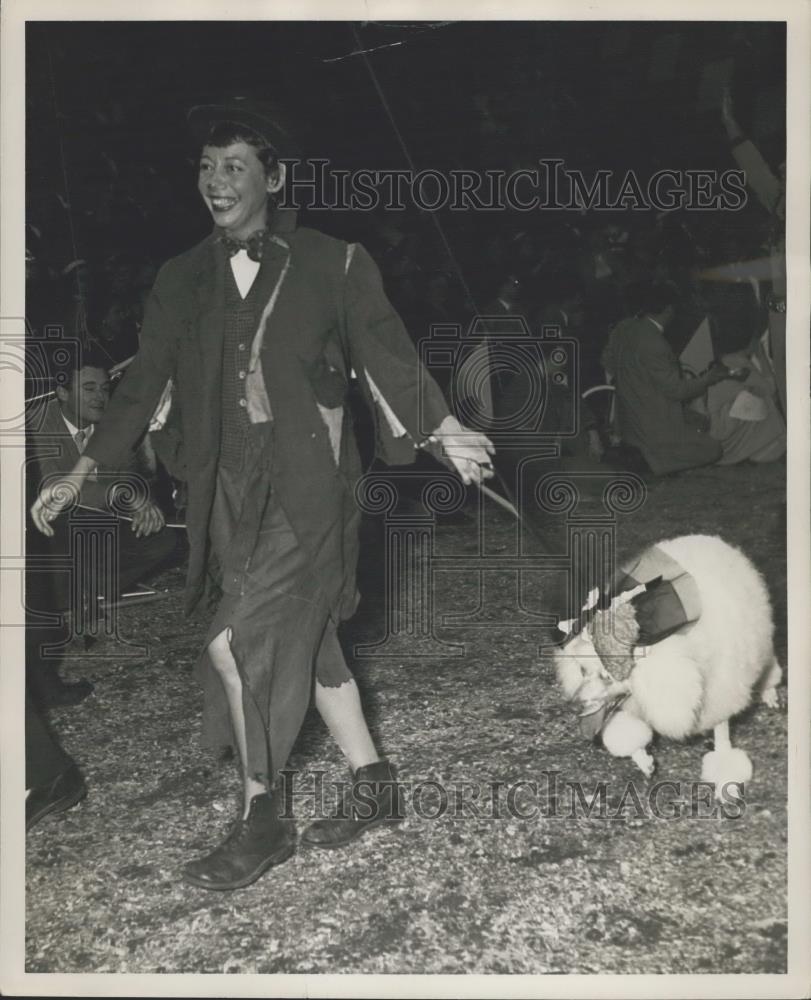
[554,534,782,797]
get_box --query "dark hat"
[187,97,300,156]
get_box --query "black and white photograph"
[1,0,809,995]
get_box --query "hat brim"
[187,103,300,157]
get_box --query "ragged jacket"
[83,208,449,617]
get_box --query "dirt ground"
[25,460,788,976]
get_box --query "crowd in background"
[21,22,788,838]
[24,18,787,483]
[26,197,777,377]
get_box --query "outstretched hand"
[706,362,749,386]
[131,500,166,537]
[428,415,495,486]
[31,478,81,537]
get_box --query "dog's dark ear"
[630,579,688,646]
[580,705,607,741]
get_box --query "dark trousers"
[26,513,178,699]
[26,690,73,788]
[26,512,178,615]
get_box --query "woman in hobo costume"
[32,98,494,891]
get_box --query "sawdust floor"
[25,461,788,975]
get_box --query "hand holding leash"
[424,414,495,486]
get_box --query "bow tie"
[219,229,267,262]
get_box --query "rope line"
[351,24,481,319]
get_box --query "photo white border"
[2,1,809,997]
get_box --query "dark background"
[26,20,786,268]
[22,29,791,974]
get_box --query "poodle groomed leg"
[714,719,731,751]
[701,720,752,799]
[760,657,782,710]
[601,710,655,777]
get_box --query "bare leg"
[315,678,380,772]
[182,628,297,890]
[208,628,265,817]
[303,679,401,849]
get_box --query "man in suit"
[32,98,494,891]
[600,282,737,475]
[27,350,177,704]
[29,350,176,603]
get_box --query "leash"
[424,439,643,734]
[477,481,521,521]
[419,437,522,522]
[74,502,186,531]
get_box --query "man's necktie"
[74,428,87,453]
[219,229,267,263]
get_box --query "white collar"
[645,315,665,334]
[61,413,93,439]
[230,250,260,299]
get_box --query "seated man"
[692,330,786,466]
[27,349,178,697]
[600,281,734,475]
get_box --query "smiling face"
[197,141,285,240]
[56,365,111,428]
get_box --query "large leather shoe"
[301,759,404,849]
[182,791,296,891]
[26,764,87,831]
